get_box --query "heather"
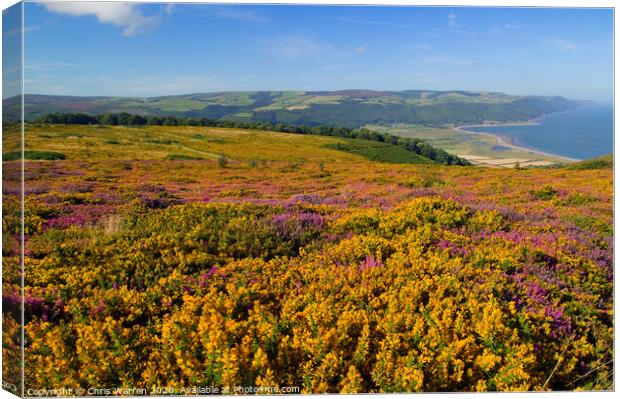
[1,123,613,392]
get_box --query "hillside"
[2,123,450,166]
[4,90,583,127]
[2,123,613,391]
[27,113,470,166]
[566,154,613,170]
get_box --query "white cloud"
[504,23,521,29]
[448,12,458,27]
[163,4,175,15]
[42,2,159,36]
[4,25,40,37]
[354,45,367,54]
[25,62,86,71]
[550,39,580,53]
[36,74,224,97]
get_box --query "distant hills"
[4,90,585,128]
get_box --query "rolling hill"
[2,123,438,165]
[4,89,584,127]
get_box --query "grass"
[19,124,436,165]
[254,93,345,111]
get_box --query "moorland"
[1,119,613,392]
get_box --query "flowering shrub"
[18,191,613,392]
[3,125,613,393]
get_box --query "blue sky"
[21,2,613,102]
[2,2,22,99]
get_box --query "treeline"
[33,112,470,166]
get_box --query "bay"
[464,104,613,160]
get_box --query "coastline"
[453,107,582,131]
[452,125,580,162]
[450,106,593,163]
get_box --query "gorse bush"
[532,185,559,200]
[16,195,613,392]
[2,127,612,393]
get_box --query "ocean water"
[464,104,614,160]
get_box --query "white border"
[0,1,616,399]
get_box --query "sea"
[464,104,614,160]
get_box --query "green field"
[367,124,567,163]
[7,90,583,128]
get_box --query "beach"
[453,125,580,162]
[454,104,613,163]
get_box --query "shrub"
[532,185,558,200]
[217,154,228,168]
[164,154,203,160]
[3,150,66,161]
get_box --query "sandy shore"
[452,125,580,162]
